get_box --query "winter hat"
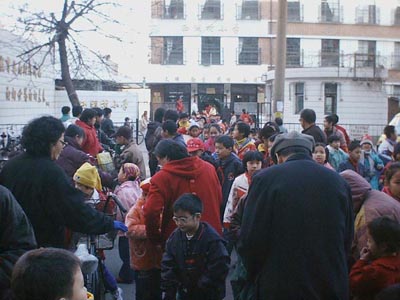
[122,163,140,180]
[186,138,205,153]
[140,177,151,193]
[270,131,315,163]
[73,162,102,191]
[360,134,373,146]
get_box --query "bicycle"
[131,123,144,145]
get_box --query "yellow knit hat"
[73,162,102,191]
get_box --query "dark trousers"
[135,269,161,300]
[118,236,135,281]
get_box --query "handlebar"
[107,194,127,214]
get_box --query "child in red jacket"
[350,216,400,300]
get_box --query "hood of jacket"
[340,169,371,214]
[161,156,204,179]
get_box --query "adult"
[144,140,222,246]
[229,111,237,127]
[324,114,348,152]
[101,107,116,137]
[274,117,288,133]
[60,106,71,122]
[161,120,186,148]
[240,109,253,125]
[0,116,124,248]
[238,131,353,299]
[191,98,199,115]
[75,108,103,157]
[176,95,184,113]
[93,107,115,151]
[140,110,149,135]
[63,105,82,128]
[379,125,397,162]
[332,113,351,145]
[299,108,327,144]
[0,185,36,300]
[340,170,400,260]
[113,126,146,181]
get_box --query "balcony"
[199,1,223,20]
[199,49,224,65]
[318,3,343,23]
[237,48,261,65]
[392,7,400,25]
[236,2,260,20]
[152,3,185,19]
[390,54,400,70]
[286,50,304,68]
[355,6,380,25]
[287,2,304,22]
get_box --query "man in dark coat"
[0,185,37,300]
[238,131,354,300]
[300,108,327,144]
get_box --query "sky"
[0,0,149,82]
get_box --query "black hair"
[215,135,234,149]
[80,108,97,123]
[300,108,316,124]
[162,120,177,135]
[173,193,203,214]
[274,117,283,126]
[324,115,335,124]
[385,162,400,184]
[278,146,311,158]
[259,122,279,140]
[92,107,104,117]
[154,139,189,161]
[332,114,339,125]
[11,248,81,300]
[242,151,263,171]
[367,216,400,253]
[61,106,70,114]
[235,122,250,138]
[103,107,112,116]
[65,124,85,138]
[348,140,361,152]
[21,116,65,157]
[327,135,341,144]
[124,117,130,122]
[179,112,188,119]
[154,107,166,123]
[210,123,222,133]
[72,105,83,117]
[384,125,396,138]
[164,109,179,122]
[314,142,329,163]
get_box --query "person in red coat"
[75,108,103,157]
[350,216,400,300]
[144,139,222,247]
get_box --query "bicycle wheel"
[137,132,144,145]
[93,262,106,300]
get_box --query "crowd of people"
[0,103,400,300]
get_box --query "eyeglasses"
[59,139,68,148]
[172,214,198,224]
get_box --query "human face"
[115,135,127,145]
[215,142,231,160]
[68,268,87,300]
[313,145,326,165]
[117,167,127,184]
[203,128,210,140]
[246,160,262,176]
[209,127,220,139]
[361,143,372,152]
[189,127,200,138]
[390,131,398,142]
[74,182,94,198]
[157,156,169,167]
[173,209,200,236]
[388,170,400,199]
[323,119,332,130]
[88,117,96,126]
[349,147,362,162]
[232,125,242,140]
[299,117,306,129]
[51,134,66,160]
[330,140,340,150]
[75,135,84,146]
[366,230,385,260]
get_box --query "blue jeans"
[118,236,135,281]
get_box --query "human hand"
[360,247,371,261]
[113,221,128,232]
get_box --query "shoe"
[112,287,123,300]
[116,277,133,284]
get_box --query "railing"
[199,2,223,20]
[287,2,304,22]
[318,4,343,23]
[199,48,224,65]
[151,46,185,65]
[237,48,261,65]
[355,6,380,25]
[152,3,185,19]
[236,2,260,20]
[391,7,400,25]
[390,54,400,70]
[286,49,304,68]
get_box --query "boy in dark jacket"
[161,194,230,300]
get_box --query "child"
[232,122,256,160]
[257,122,279,168]
[223,151,263,227]
[313,142,334,170]
[327,135,348,171]
[360,134,384,190]
[161,193,230,300]
[126,178,163,300]
[204,123,222,153]
[214,135,244,219]
[382,162,400,203]
[350,217,400,300]
[177,112,190,135]
[188,124,201,138]
[339,140,367,178]
[114,163,142,284]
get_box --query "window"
[294,83,304,114]
[356,5,380,24]
[357,40,376,67]
[394,85,400,97]
[200,0,222,19]
[164,84,191,103]
[163,37,183,65]
[320,0,341,23]
[238,37,259,65]
[324,83,337,115]
[288,1,302,22]
[163,0,184,19]
[394,7,400,25]
[286,38,301,67]
[394,42,400,69]
[238,0,259,20]
[201,37,221,65]
[321,39,339,67]
[197,84,225,114]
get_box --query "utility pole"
[273,0,287,116]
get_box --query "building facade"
[143,0,400,128]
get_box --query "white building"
[138,0,400,134]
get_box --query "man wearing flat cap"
[238,131,354,299]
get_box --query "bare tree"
[15,0,121,106]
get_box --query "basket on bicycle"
[94,195,118,250]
